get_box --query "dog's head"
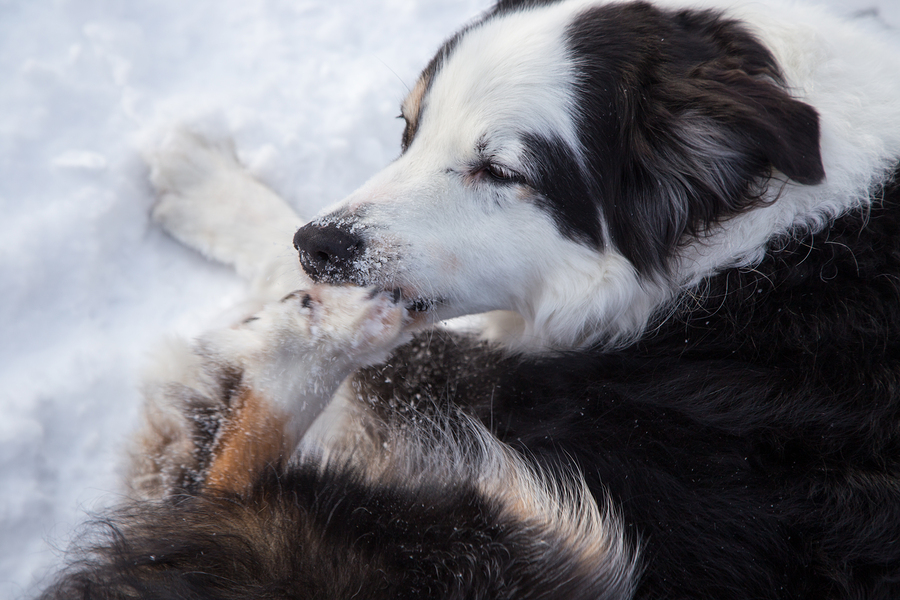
[293,0,824,350]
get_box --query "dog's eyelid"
[472,138,527,184]
[487,162,517,180]
[475,160,528,186]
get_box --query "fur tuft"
[41,409,638,600]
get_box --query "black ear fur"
[618,64,825,273]
[490,0,565,14]
[677,65,825,186]
[568,3,825,276]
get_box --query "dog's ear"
[606,63,824,276]
[678,65,825,186]
[567,4,826,276]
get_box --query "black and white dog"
[41,0,900,598]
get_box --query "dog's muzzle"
[293,222,365,284]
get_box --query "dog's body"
[40,0,900,598]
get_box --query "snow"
[0,0,896,596]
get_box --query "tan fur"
[206,389,292,494]
[400,75,430,140]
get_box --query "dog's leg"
[146,129,307,300]
[128,285,408,498]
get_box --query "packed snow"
[0,0,897,596]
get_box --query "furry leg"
[127,285,409,499]
[146,129,307,300]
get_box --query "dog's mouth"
[304,268,442,317]
[294,223,444,316]
[364,287,442,329]
[364,286,441,315]
[389,288,441,314]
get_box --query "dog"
[40,0,900,598]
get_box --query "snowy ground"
[0,0,897,596]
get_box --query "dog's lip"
[334,284,440,313]
[406,297,435,312]
[387,288,442,313]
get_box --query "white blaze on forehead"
[413,2,594,164]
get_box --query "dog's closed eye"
[477,161,526,185]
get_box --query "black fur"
[41,171,900,599]
[38,2,899,598]
[363,168,900,598]
[402,1,824,276]
[563,2,823,275]
[40,449,631,600]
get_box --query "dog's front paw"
[204,284,409,411]
[198,285,409,491]
[254,285,409,368]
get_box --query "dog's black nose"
[293,222,364,283]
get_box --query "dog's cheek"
[441,205,558,299]
[439,249,463,278]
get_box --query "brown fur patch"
[400,75,430,150]
[205,389,291,494]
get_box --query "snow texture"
[0,0,896,596]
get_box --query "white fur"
[145,3,900,351]
[672,0,900,284]
[348,408,639,593]
[147,129,309,301]
[306,0,900,350]
[128,285,407,498]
